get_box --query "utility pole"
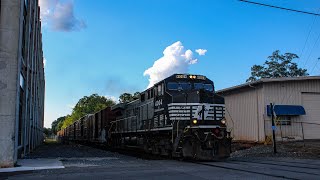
[270,103,277,154]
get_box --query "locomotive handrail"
[211,132,224,140]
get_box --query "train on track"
[58,74,232,160]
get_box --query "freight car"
[58,74,232,160]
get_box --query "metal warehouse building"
[217,76,320,142]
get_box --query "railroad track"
[70,142,320,179]
[193,158,320,180]
[82,142,168,160]
[104,145,320,179]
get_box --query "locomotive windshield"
[194,83,214,91]
[167,82,191,90]
[167,82,214,92]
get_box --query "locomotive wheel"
[160,146,169,156]
[143,144,151,153]
[181,140,193,159]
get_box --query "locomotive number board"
[176,74,206,80]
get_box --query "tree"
[61,94,116,129]
[119,92,140,103]
[61,115,74,129]
[133,92,140,99]
[51,116,66,134]
[43,127,52,137]
[247,50,308,82]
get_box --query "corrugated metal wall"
[301,93,320,139]
[263,80,320,141]
[224,85,265,142]
[263,80,320,107]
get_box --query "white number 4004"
[155,99,162,106]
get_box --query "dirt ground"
[231,140,320,159]
[25,140,121,159]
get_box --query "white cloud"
[143,41,206,88]
[195,49,207,56]
[39,0,86,31]
[104,95,119,103]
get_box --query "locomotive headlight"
[221,119,226,124]
[192,119,198,124]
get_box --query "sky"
[39,0,320,128]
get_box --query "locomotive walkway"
[1,140,320,179]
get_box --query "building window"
[20,73,25,90]
[154,87,158,96]
[158,84,162,95]
[157,83,164,95]
[18,86,25,146]
[161,83,164,95]
[276,116,291,126]
[147,90,150,99]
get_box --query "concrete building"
[217,76,320,143]
[0,0,45,167]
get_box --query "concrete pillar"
[0,0,22,167]
[1,0,44,167]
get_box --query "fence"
[264,118,320,145]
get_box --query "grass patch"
[44,138,57,144]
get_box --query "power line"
[316,64,320,74]
[310,58,320,75]
[300,8,320,73]
[279,7,319,104]
[239,0,320,16]
[302,31,320,69]
[299,15,318,62]
[279,24,320,103]
[239,0,320,103]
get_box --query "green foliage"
[119,92,140,103]
[51,116,66,134]
[61,115,74,129]
[57,120,64,131]
[61,94,116,129]
[247,50,308,82]
[43,127,52,136]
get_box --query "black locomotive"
[58,74,232,160]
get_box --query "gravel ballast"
[230,140,320,159]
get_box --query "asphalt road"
[2,142,320,179]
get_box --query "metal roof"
[216,76,320,94]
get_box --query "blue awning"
[267,105,306,116]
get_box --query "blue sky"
[40,0,320,127]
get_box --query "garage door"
[302,93,320,139]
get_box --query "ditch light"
[192,119,198,124]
